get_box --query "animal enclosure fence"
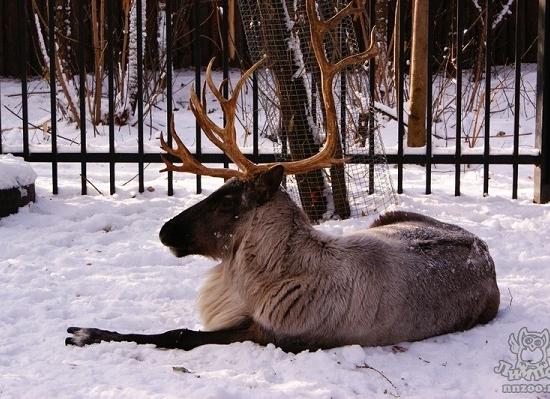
[0,0,548,204]
[238,0,397,220]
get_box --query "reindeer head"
[158,0,377,259]
[159,165,284,259]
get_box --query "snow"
[492,0,515,29]
[0,154,37,189]
[34,13,50,67]
[0,161,549,398]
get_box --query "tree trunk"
[55,0,75,75]
[408,0,428,147]
[145,0,160,71]
[115,0,141,124]
[259,0,328,222]
[91,0,105,126]
[316,0,350,220]
[126,0,141,119]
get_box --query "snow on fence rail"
[0,0,548,203]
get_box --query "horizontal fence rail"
[0,0,548,202]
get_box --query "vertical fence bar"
[483,0,492,196]
[512,0,523,199]
[535,0,550,203]
[108,0,116,195]
[166,0,174,196]
[311,79,317,124]
[77,0,87,195]
[0,6,2,154]
[425,0,433,195]
[137,0,145,193]
[253,72,259,159]
[455,0,464,196]
[222,0,229,170]
[368,0,375,195]
[340,66,347,155]
[194,0,202,193]
[48,0,58,194]
[0,79,2,154]
[20,0,29,160]
[339,2,347,156]
[396,0,405,193]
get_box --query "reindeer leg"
[65,320,270,350]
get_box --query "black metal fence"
[0,0,549,203]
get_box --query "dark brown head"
[159,165,284,259]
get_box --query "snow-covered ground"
[1,161,549,399]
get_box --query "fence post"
[535,0,550,203]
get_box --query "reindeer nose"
[159,221,176,247]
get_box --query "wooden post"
[535,0,550,203]
[408,0,428,147]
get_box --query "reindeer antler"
[160,56,267,180]
[160,114,246,179]
[303,0,377,166]
[160,0,377,179]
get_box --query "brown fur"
[370,210,435,228]
[198,190,500,350]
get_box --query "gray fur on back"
[198,190,500,348]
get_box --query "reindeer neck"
[228,191,323,274]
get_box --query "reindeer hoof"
[65,327,116,347]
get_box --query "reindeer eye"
[217,194,239,212]
[222,194,239,204]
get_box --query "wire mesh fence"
[239,0,397,220]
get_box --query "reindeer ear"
[254,165,284,204]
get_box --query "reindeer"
[65,0,500,353]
